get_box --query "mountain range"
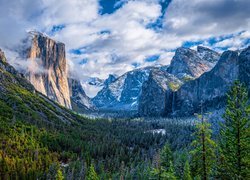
[3,32,250,118]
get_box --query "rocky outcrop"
[167,50,240,117]
[138,46,220,116]
[0,49,7,63]
[26,31,71,108]
[68,78,95,113]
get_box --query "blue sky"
[0,0,250,84]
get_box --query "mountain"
[160,46,250,117]
[167,46,220,79]
[92,67,155,111]
[25,31,71,109]
[166,49,240,117]
[68,78,95,113]
[138,46,220,116]
[138,69,182,116]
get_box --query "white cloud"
[0,0,250,97]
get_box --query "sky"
[0,0,250,86]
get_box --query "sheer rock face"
[138,70,182,116]
[167,50,240,117]
[26,32,71,109]
[68,78,95,113]
[138,46,220,117]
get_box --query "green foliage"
[190,115,216,179]
[87,163,99,180]
[183,160,192,180]
[150,143,177,179]
[0,123,58,179]
[56,168,64,180]
[160,143,174,171]
[219,81,250,179]
[168,82,181,91]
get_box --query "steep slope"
[139,46,220,116]
[239,46,250,90]
[68,78,95,113]
[92,67,154,111]
[0,48,83,126]
[25,31,71,109]
[166,49,241,117]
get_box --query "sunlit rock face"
[26,32,71,109]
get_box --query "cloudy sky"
[0,0,250,82]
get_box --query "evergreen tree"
[220,81,250,179]
[160,143,173,171]
[55,168,64,180]
[190,114,216,180]
[87,163,99,180]
[150,144,177,180]
[183,160,192,180]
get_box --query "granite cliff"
[26,32,71,108]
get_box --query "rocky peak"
[92,67,153,110]
[168,47,219,79]
[197,46,220,63]
[166,50,239,117]
[26,32,71,109]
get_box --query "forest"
[0,81,249,179]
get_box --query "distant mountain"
[167,46,220,79]
[166,49,240,117]
[92,67,156,111]
[139,46,220,116]
[68,78,96,113]
[88,77,105,86]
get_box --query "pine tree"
[87,163,99,180]
[183,160,192,180]
[150,144,177,179]
[55,168,64,180]
[190,114,216,180]
[160,143,173,171]
[220,81,250,179]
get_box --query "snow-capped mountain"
[92,67,157,111]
